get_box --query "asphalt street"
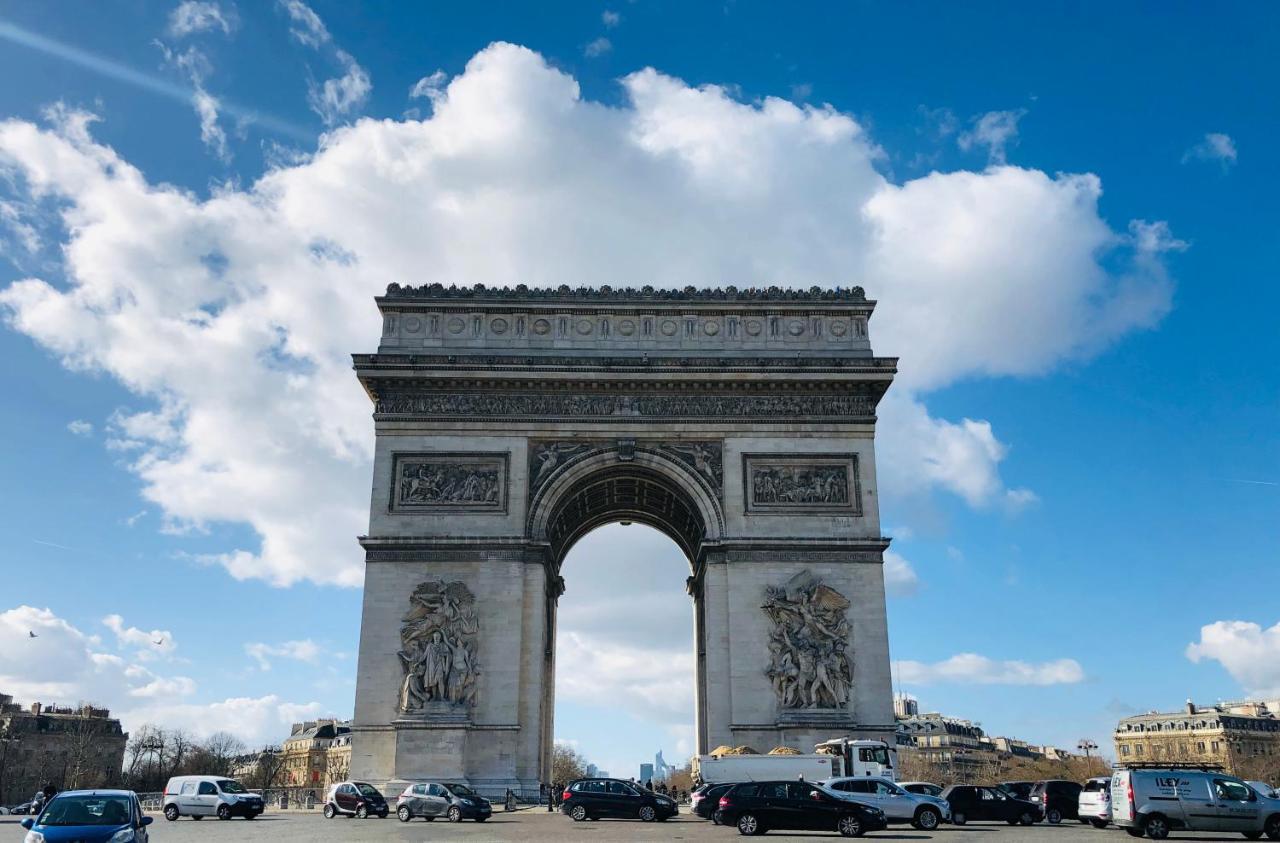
[3,810,1271,841]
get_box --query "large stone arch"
[350,284,898,798]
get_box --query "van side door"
[195,781,218,816]
[1212,777,1261,832]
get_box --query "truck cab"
[814,738,898,781]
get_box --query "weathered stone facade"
[350,284,898,797]
[0,694,127,802]
[1114,700,1280,774]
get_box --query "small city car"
[323,781,389,819]
[1029,778,1083,824]
[396,781,492,822]
[942,784,1042,825]
[717,780,888,837]
[561,777,678,822]
[1078,775,1112,828]
[162,775,263,820]
[821,775,950,830]
[21,789,153,843]
[691,782,737,822]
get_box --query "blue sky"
[0,1,1276,778]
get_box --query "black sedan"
[716,780,888,837]
[941,784,1042,826]
[561,778,678,822]
[691,782,736,822]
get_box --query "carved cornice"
[383,282,869,303]
[354,352,897,374]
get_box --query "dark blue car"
[20,789,152,843]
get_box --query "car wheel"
[1125,828,1145,837]
[1266,814,1280,840]
[1244,833,1263,841]
[246,812,258,820]
[713,809,724,825]
[639,805,657,822]
[1092,818,1109,829]
[952,810,967,825]
[476,816,488,822]
[191,815,203,821]
[1047,807,1063,824]
[737,812,763,836]
[913,807,940,830]
[398,805,411,822]
[838,813,865,838]
[448,805,462,822]
[1020,811,1036,825]
[216,804,231,820]
[164,805,180,822]
[323,804,335,819]
[356,805,369,819]
[570,804,587,822]
[1143,814,1170,840]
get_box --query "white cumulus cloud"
[0,43,1177,588]
[1187,620,1280,697]
[246,639,322,670]
[1182,132,1238,168]
[896,652,1085,686]
[883,549,919,597]
[103,613,177,657]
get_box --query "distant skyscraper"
[584,763,598,778]
[894,693,919,719]
[639,762,654,782]
[654,750,673,781]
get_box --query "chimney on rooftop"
[1186,699,1196,715]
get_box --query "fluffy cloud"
[557,631,693,724]
[103,613,177,658]
[0,605,324,746]
[1187,620,1280,697]
[246,638,322,670]
[897,653,1084,686]
[0,42,1176,588]
[882,549,919,597]
[602,10,621,28]
[1183,132,1238,169]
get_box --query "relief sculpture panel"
[391,453,508,513]
[743,453,861,515]
[763,570,852,710]
[398,580,480,714]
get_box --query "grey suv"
[395,782,491,822]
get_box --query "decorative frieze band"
[743,453,862,516]
[376,392,875,421]
[389,452,509,514]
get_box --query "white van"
[162,775,264,821]
[1111,767,1280,839]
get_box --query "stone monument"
[350,283,898,797]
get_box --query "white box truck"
[695,753,840,784]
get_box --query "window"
[1120,745,1131,756]
[733,784,760,798]
[414,785,427,795]
[181,782,197,795]
[840,780,872,794]
[582,781,606,794]
[787,782,813,800]
[607,781,633,796]
[198,782,217,795]
[1214,779,1253,802]
[1212,741,1221,753]
[1135,745,1145,757]
[1197,741,1206,752]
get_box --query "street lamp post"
[1078,739,1098,760]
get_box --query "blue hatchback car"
[20,789,152,843]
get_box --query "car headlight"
[108,830,136,843]
[459,798,473,806]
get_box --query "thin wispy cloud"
[0,18,311,141]
[584,36,612,58]
[32,539,72,551]
[1225,478,1278,487]
[958,108,1027,165]
[1182,132,1237,169]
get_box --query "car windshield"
[445,784,476,797]
[217,780,247,794]
[39,795,132,827]
[1084,780,1107,792]
[356,784,382,798]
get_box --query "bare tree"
[551,742,587,786]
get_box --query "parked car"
[717,780,888,837]
[561,777,678,822]
[821,775,949,830]
[1112,767,1280,839]
[8,802,31,815]
[1078,776,1111,828]
[19,789,153,843]
[162,775,263,820]
[691,782,736,822]
[395,781,491,822]
[1029,779,1083,824]
[941,784,1042,825]
[999,780,1035,800]
[323,781,389,819]
[899,781,943,797]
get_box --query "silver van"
[1111,767,1280,839]
[162,775,264,821]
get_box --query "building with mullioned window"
[0,693,127,803]
[1114,699,1280,774]
[895,710,1076,772]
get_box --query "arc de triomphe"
[350,284,897,796]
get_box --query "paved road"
[3,810,1270,841]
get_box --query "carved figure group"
[399,461,500,505]
[752,465,849,505]
[397,580,480,713]
[763,571,852,710]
